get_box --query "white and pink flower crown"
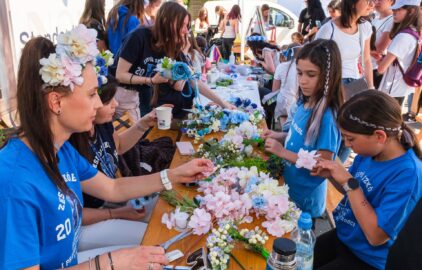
[39,24,99,90]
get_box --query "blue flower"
[180,128,188,133]
[230,111,249,124]
[251,103,258,109]
[95,56,106,67]
[234,97,242,107]
[243,98,251,107]
[220,114,229,130]
[172,62,191,81]
[252,196,267,209]
[99,65,108,76]
[202,116,211,124]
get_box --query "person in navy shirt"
[314,90,422,270]
[263,39,343,218]
[0,27,214,269]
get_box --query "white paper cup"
[156,106,172,130]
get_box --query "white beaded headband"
[349,114,401,132]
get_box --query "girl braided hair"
[296,39,343,146]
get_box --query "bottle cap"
[272,238,296,256]
[298,212,313,230]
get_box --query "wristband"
[160,169,173,190]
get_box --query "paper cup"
[156,106,172,130]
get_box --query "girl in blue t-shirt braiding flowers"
[313,90,422,270]
[263,39,343,218]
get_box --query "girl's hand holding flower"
[152,72,169,84]
[264,138,285,158]
[314,159,353,185]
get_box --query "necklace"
[89,131,116,178]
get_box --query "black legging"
[314,230,377,270]
[222,38,235,60]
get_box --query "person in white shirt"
[316,0,375,90]
[377,0,421,106]
[371,0,394,88]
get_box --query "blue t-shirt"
[0,138,97,269]
[283,103,341,217]
[334,149,422,270]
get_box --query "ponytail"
[400,123,422,159]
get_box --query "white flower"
[39,54,65,87]
[57,24,99,64]
[244,145,253,156]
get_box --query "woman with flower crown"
[0,24,214,269]
[112,1,235,120]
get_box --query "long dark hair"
[296,39,343,145]
[227,4,241,20]
[338,90,422,159]
[15,37,72,194]
[151,1,190,58]
[390,5,422,38]
[68,75,118,167]
[79,0,106,26]
[107,0,144,32]
[307,0,325,19]
[339,0,367,28]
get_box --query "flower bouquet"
[155,56,194,80]
[161,166,301,237]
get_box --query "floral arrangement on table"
[161,166,300,238]
[195,122,263,164]
[180,97,265,140]
[206,222,270,270]
[160,166,300,269]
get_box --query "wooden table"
[141,128,279,269]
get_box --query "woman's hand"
[169,158,215,183]
[152,72,169,85]
[264,138,285,158]
[110,246,168,269]
[223,101,236,110]
[313,159,352,185]
[111,205,146,221]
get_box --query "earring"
[57,109,61,115]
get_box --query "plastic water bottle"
[229,52,236,65]
[290,212,316,270]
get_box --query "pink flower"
[295,149,320,170]
[265,195,290,219]
[262,219,286,237]
[60,54,83,90]
[188,208,212,235]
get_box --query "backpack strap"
[394,27,421,75]
[330,21,335,40]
